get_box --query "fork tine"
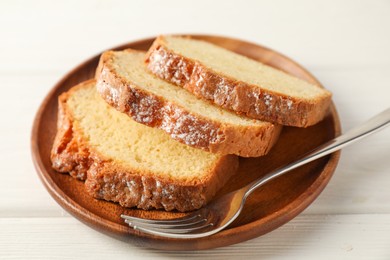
[124,217,207,229]
[120,213,202,224]
[129,221,213,234]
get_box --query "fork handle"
[244,107,390,197]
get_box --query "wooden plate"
[31,35,341,250]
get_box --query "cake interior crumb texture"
[111,51,269,127]
[67,84,223,181]
[164,36,327,99]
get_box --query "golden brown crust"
[145,36,332,127]
[84,153,238,212]
[50,80,239,212]
[51,84,93,180]
[96,50,282,157]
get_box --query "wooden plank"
[0,1,389,72]
[0,214,389,259]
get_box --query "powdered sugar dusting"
[172,58,191,84]
[214,78,234,106]
[126,180,138,195]
[139,176,149,206]
[251,92,262,115]
[147,48,192,86]
[249,90,295,116]
[129,88,160,124]
[137,177,195,211]
[190,68,214,100]
[286,99,293,110]
[76,172,86,179]
[97,79,120,104]
[264,94,273,107]
[147,49,168,79]
[161,184,175,200]
[161,103,221,147]
[194,71,204,87]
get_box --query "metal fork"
[121,108,390,239]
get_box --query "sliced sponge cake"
[145,35,332,127]
[96,49,281,157]
[51,80,238,212]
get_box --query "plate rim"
[31,34,341,250]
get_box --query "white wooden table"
[1,0,389,258]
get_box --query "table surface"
[1,0,389,259]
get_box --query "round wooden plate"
[31,35,341,250]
